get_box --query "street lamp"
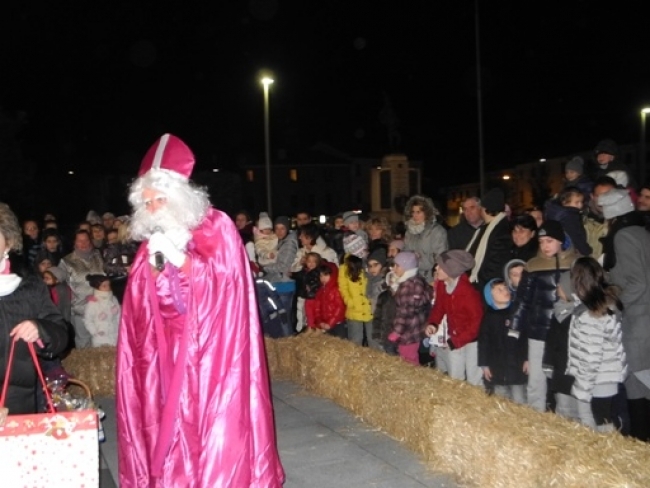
[261,76,274,216]
[640,107,650,186]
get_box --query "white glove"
[165,228,191,251]
[148,232,186,268]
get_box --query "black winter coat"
[372,289,397,354]
[509,239,539,263]
[0,275,69,414]
[467,216,512,290]
[510,248,577,341]
[478,307,528,386]
[542,315,574,395]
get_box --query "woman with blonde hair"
[365,215,393,254]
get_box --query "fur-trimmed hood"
[403,194,439,223]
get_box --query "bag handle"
[1,339,56,413]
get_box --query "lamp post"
[641,107,650,186]
[261,76,274,216]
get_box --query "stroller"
[255,278,292,338]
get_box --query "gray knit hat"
[436,250,475,278]
[342,211,359,224]
[565,156,584,175]
[274,215,291,231]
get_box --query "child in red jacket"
[308,261,347,338]
[425,250,484,386]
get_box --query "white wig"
[128,169,210,241]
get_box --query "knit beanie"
[598,188,635,219]
[367,247,387,267]
[594,138,619,157]
[537,220,565,242]
[258,212,273,231]
[343,233,367,259]
[342,211,359,225]
[393,251,418,271]
[435,250,475,278]
[48,266,67,283]
[388,239,404,251]
[481,188,505,214]
[565,156,584,175]
[274,215,291,231]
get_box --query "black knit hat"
[274,216,291,231]
[594,138,619,157]
[537,220,564,243]
[367,247,387,267]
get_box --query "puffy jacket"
[311,262,346,328]
[566,306,627,402]
[338,257,372,322]
[392,272,433,345]
[510,247,578,341]
[428,274,483,349]
[0,275,69,414]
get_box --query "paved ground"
[98,380,457,487]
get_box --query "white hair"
[128,169,210,241]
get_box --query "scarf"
[467,212,506,283]
[396,267,419,284]
[444,277,460,294]
[406,220,426,235]
[0,257,22,297]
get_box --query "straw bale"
[62,346,116,397]
[268,333,650,488]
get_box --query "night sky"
[2,1,649,187]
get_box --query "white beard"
[130,205,192,250]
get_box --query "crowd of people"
[232,138,650,440]
[1,135,650,484]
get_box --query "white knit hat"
[257,212,273,231]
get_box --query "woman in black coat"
[0,204,69,414]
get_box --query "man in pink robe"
[116,134,284,487]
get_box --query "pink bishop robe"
[116,207,284,487]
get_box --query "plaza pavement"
[98,380,457,488]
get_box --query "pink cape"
[116,208,284,487]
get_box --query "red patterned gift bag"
[0,341,99,487]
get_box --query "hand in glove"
[148,232,186,268]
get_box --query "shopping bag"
[0,340,99,487]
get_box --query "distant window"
[246,170,254,182]
[289,169,298,182]
[380,170,391,209]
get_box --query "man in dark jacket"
[466,188,512,291]
[447,196,484,250]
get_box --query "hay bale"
[62,346,116,397]
[268,333,650,488]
